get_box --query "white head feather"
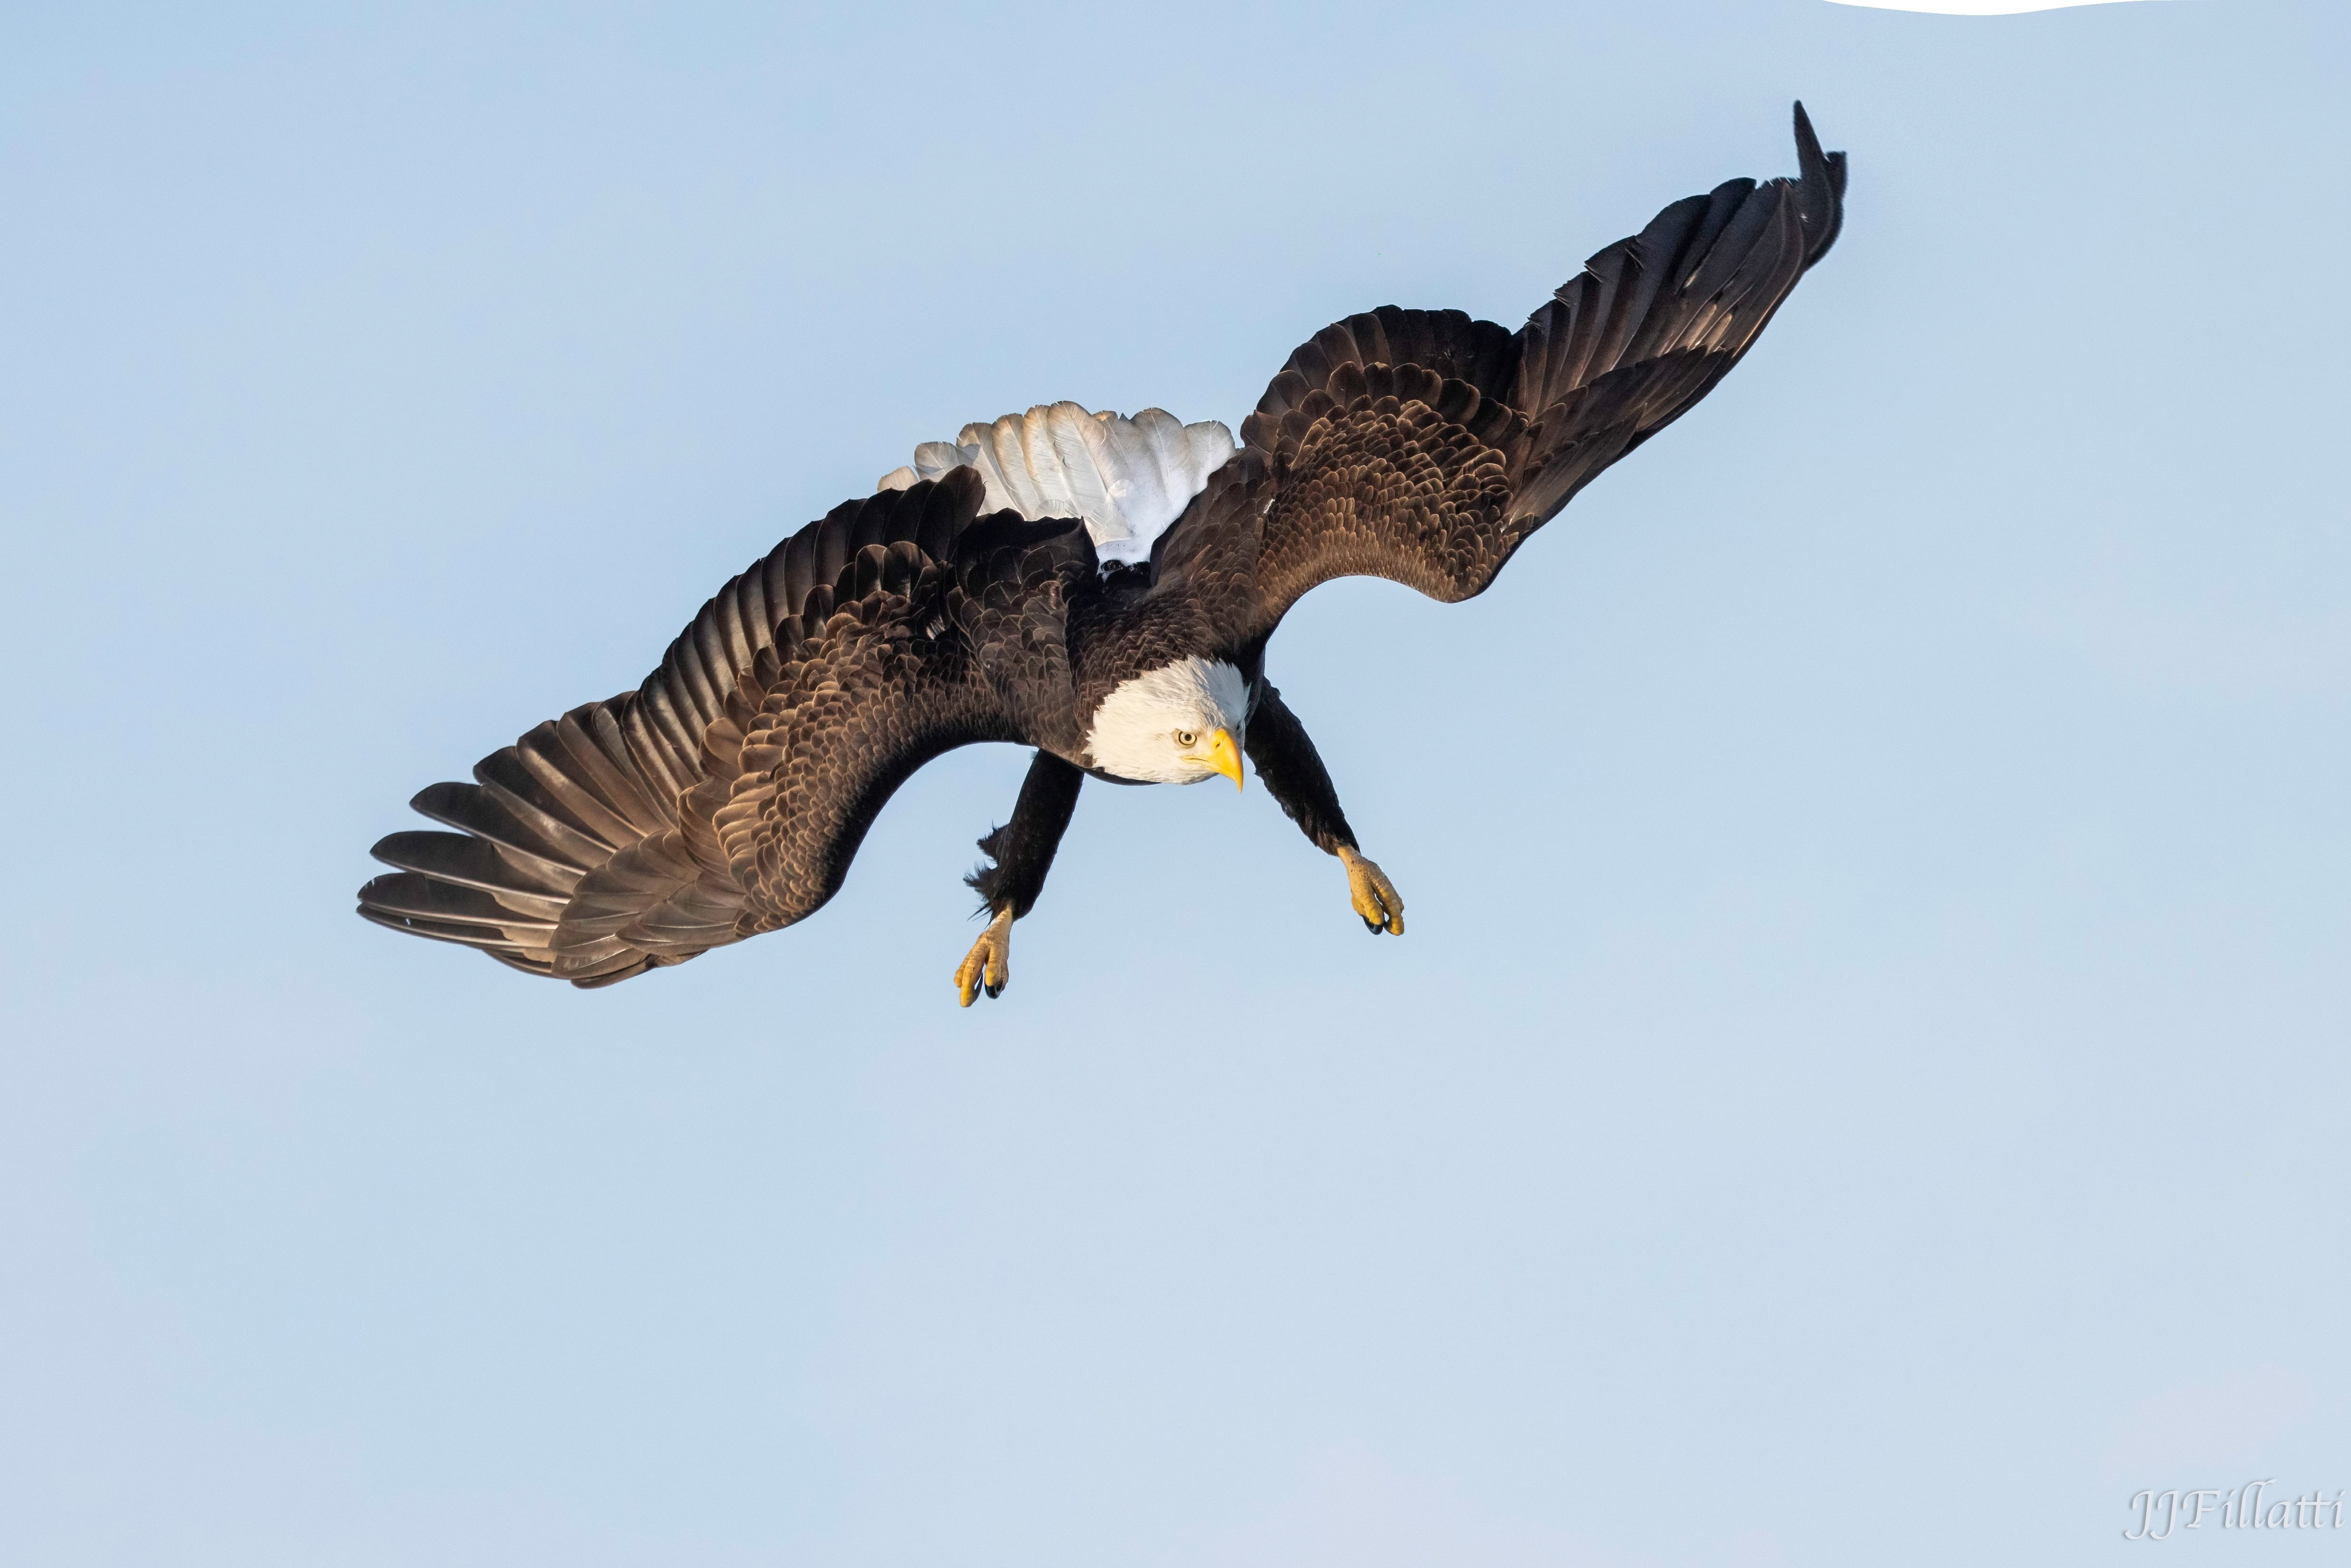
[876,403,1237,566]
[1083,657,1250,784]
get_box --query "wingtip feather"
[1790,100,1846,267]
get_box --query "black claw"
[984,979,1004,998]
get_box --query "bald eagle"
[358,105,1847,1004]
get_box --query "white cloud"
[1826,0,2158,13]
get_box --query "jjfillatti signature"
[2125,1481,2345,1539]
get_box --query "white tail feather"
[877,403,1237,565]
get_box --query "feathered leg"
[956,749,1086,1005]
[1244,684,1403,935]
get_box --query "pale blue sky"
[2,2,2345,1564]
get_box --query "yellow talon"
[1336,845,1405,936]
[954,908,1015,1007]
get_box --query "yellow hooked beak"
[1203,727,1244,792]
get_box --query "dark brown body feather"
[361,105,1846,987]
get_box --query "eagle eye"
[1174,729,1197,748]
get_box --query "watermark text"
[2125,1482,2345,1539]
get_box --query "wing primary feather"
[358,871,561,930]
[1791,100,1846,264]
[408,781,588,880]
[356,906,536,953]
[368,830,576,899]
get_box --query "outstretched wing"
[357,467,1095,987]
[1153,102,1846,647]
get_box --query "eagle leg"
[1244,683,1405,937]
[957,748,1086,1006]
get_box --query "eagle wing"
[358,467,1094,987]
[1153,102,1846,648]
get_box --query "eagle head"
[1082,655,1249,787]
